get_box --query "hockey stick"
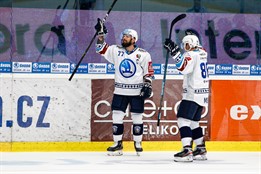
[36,0,69,62]
[69,0,118,81]
[157,14,186,127]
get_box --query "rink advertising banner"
[91,79,211,141]
[0,7,260,143]
[210,80,261,141]
[0,77,92,142]
[0,7,260,65]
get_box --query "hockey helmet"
[120,29,138,42]
[181,34,200,51]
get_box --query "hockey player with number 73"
[94,18,154,156]
[163,33,209,162]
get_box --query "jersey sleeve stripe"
[177,57,191,71]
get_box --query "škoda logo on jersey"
[119,59,136,78]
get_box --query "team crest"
[119,59,136,78]
[136,54,141,64]
[134,125,141,134]
[112,125,118,134]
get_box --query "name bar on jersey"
[0,62,260,76]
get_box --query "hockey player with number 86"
[164,33,209,162]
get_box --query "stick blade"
[168,13,186,38]
[171,13,186,27]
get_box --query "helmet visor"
[120,29,138,42]
[181,42,191,51]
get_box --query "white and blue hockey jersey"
[97,44,154,96]
[174,48,209,106]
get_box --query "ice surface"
[0,152,260,174]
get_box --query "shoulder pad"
[138,48,147,52]
[199,51,207,56]
[116,45,123,49]
[184,52,194,59]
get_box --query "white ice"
[0,152,260,174]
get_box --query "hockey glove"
[164,38,180,57]
[140,82,152,99]
[94,18,108,36]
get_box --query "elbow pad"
[174,53,184,69]
[96,42,107,53]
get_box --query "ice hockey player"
[94,18,154,156]
[164,33,209,162]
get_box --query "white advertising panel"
[0,76,91,142]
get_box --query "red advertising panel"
[210,80,261,141]
[91,79,211,141]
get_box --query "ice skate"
[193,144,207,160]
[134,141,143,156]
[107,141,123,156]
[174,146,193,162]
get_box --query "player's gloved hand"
[94,18,108,36]
[140,82,152,99]
[164,38,180,57]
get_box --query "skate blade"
[107,150,123,156]
[174,156,193,162]
[193,155,207,160]
[136,151,142,156]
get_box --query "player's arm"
[94,18,109,54]
[175,52,194,74]
[164,39,193,73]
[140,53,154,99]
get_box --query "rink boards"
[0,74,260,152]
[0,9,260,152]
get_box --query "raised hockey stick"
[68,0,118,81]
[36,0,69,62]
[157,13,186,127]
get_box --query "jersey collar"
[125,45,138,55]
